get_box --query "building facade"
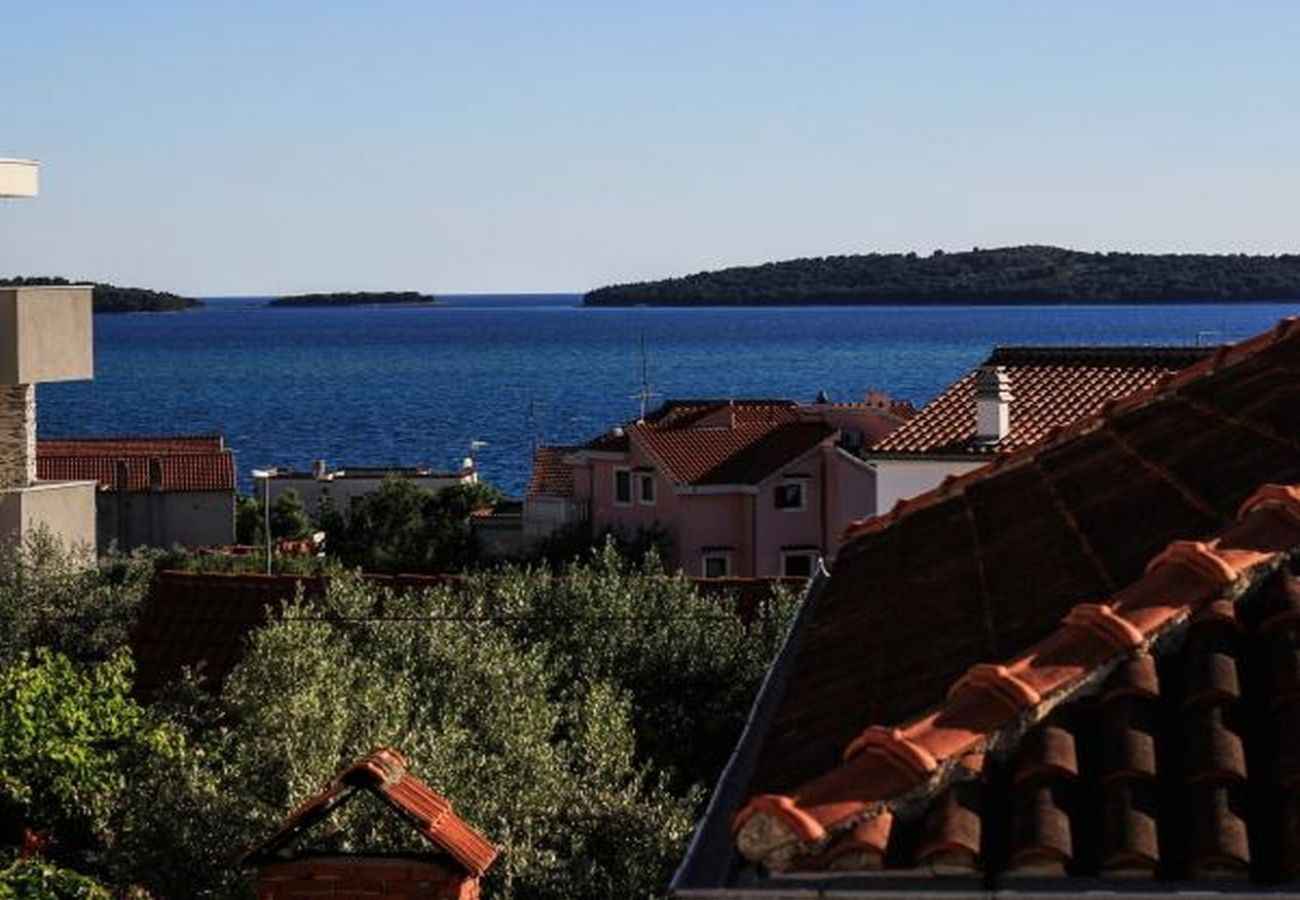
[258,458,478,518]
[527,396,912,578]
[37,435,236,551]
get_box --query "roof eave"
[671,567,832,892]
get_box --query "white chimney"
[974,366,1012,444]
[311,459,327,480]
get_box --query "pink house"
[524,396,912,577]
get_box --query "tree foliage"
[0,540,795,898]
[585,244,1300,305]
[328,478,502,573]
[0,276,200,313]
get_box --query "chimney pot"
[974,366,1013,444]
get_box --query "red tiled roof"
[526,446,576,497]
[733,487,1300,879]
[36,435,235,492]
[872,346,1211,456]
[243,747,498,877]
[632,401,831,486]
[667,319,1300,891]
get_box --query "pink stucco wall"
[578,440,875,577]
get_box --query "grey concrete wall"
[0,286,94,385]
[98,491,236,551]
[0,481,97,553]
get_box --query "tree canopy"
[0,277,200,313]
[584,245,1300,306]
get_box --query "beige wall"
[0,481,97,553]
[0,159,39,197]
[0,286,94,384]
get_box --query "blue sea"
[38,296,1298,496]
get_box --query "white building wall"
[871,458,989,516]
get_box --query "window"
[774,479,806,511]
[613,468,631,506]
[702,552,731,578]
[638,472,656,505]
[781,551,817,579]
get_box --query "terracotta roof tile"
[243,747,497,878]
[872,346,1212,457]
[631,400,831,486]
[36,435,235,492]
[525,446,576,497]
[671,319,1300,893]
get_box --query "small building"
[243,746,497,900]
[37,435,236,551]
[526,395,912,578]
[674,318,1300,896]
[259,459,477,518]
[866,346,1211,517]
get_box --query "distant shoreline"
[584,246,1300,307]
[267,291,440,308]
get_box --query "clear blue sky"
[1,1,1297,295]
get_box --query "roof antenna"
[631,334,659,422]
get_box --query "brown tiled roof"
[733,489,1300,881]
[667,319,1300,892]
[37,435,235,492]
[633,401,831,486]
[872,346,1212,457]
[243,747,498,877]
[526,446,576,497]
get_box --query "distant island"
[584,246,1300,306]
[268,291,438,308]
[0,276,201,313]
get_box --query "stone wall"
[0,384,34,488]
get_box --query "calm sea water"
[39,296,1298,496]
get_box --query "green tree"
[0,650,180,870]
[234,494,263,545]
[270,490,312,541]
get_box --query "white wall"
[871,458,988,516]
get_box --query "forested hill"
[0,277,201,313]
[584,246,1300,306]
[268,291,437,307]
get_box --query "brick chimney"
[244,748,497,900]
[974,366,1013,444]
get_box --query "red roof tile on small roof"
[36,435,235,492]
[244,747,498,878]
[872,346,1211,457]
[526,446,576,498]
[631,400,831,486]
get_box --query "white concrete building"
[0,158,98,552]
[258,458,478,517]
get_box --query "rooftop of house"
[673,319,1300,893]
[531,398,904,494]
[243,746,497,878]
[36,435,236,493]
[265,464,471,481]
[526,446,577,498]
[871,345,1213,458]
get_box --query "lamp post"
[251,468,275,575]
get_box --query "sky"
[1,0,1297,295]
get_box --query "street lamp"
[251,468,275,575]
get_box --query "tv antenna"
[631,334,659,422]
